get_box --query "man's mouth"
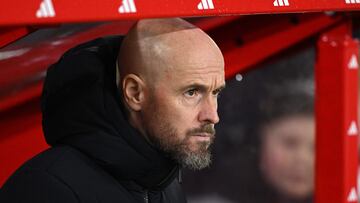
[191,133,213,141]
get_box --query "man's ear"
[122,74,146,111]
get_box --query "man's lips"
[191,133,214,141]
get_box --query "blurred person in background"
[253,79,315,203]
[185,79,315,203]
[216,78,315,203]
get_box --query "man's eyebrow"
[215,84,226,92]
[183,83,226,92]
[183,83,208,92]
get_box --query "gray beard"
[174,142,212,170]
[143,95,214,170]
[147,124,213,170]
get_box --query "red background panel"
[1,0,360,26]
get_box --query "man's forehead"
[174,65,224,75]
[176,70,225,88]
[151,45,224,84]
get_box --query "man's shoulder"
[22,145,81,169]
[0,146,135,203]
[11,145,96,175]
[0,146,80,202]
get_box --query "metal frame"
[316,21,359,203]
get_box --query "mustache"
[187,124,216,137]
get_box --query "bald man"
[0,18,225,203]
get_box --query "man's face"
[140,36,225,170]
[260,115,315,199]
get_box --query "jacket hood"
[41,36,178,190]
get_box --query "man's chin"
[180,150,212,170]
[177,142,213,170]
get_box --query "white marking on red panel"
[36,0,56,18]
[348,54,359,69]
[273,0,290,7]
[198,0,215,10]
[119,0,137,13]
[347,187,358,202]
[347,121,358,136]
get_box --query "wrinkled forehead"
[162,56,225,91]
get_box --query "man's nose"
[198,96,220,124]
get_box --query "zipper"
[178,167,182,184]
[144,190,149,203]
[142,165,179,202]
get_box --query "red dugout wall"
[1,1,360,203]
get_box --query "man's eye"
[185,89,197,97]
[213,90,221,98]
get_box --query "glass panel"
[183,46,315,203]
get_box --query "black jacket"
[0,36,187,203]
